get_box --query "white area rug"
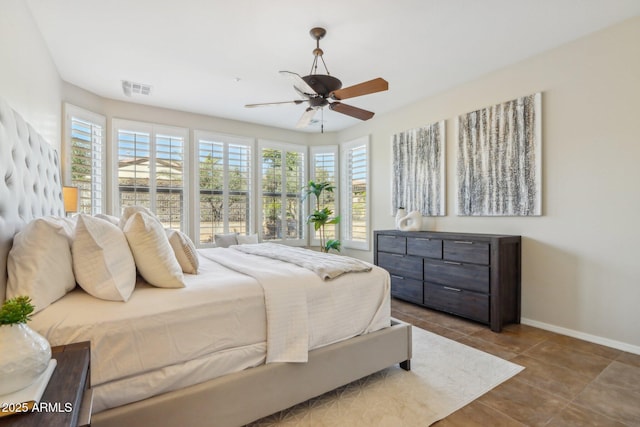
[248,326,524,426]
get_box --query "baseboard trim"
[521,317,640,356]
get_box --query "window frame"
[111,118,189,231]
[258,139,307,246]
[340,136,371,251]
[309,145,339,247]
[63,103,106,215]
[193,130,255,247]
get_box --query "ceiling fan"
[245,27,388,132]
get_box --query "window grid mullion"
[280,148,287,239]
[223,143,230,232]
[149,133,157,213]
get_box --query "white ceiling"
[26,0,640,133]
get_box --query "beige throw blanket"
[200,248,312,363]
[231,243,372,280]
[200,244,374,363]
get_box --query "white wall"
[338,16,640,352]
[0,0,61,148]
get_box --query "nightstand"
[0,341,92,427]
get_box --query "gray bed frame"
[93,320,411,427]
[0,96,412,427]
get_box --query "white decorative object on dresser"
[395,209,422,232]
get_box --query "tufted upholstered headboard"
[0,96,64,302]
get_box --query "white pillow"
[214,233,238,248]
[237,234,259,245]
[7,217,76,313]
[123,212,185,288]
[95,213,120,225]
[165,229,199,274]
[118,205,158,229]
[72,214,136,302]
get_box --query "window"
[259,141,306,244]
[309,146,338,246]
[195,131,253,246]
[64,104,106,215]
[341,136,370,250]
[113,119,188,231]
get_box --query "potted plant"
[303,180,341,253]
[0,296,52,395]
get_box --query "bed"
[0,96,411,427]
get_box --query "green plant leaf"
[327,216,340,225]
[302,180,341,253]
[325,239,341,252]
[0,296,35,325]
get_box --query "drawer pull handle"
[415,238,431,241]
[454,240,474,245]
[391,275,404,280]
[443,286,461,292]
[391,254,404,257]
[444,261,462,265]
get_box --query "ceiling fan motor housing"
[302,74,342,96]
[309,97,329,108]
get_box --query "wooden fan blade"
[245,100,305,108]
[330,78,388,100]
[279,71,317,97]
[329,102,375,121]
[296,107,317,128]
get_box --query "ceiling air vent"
[122,80,152,97]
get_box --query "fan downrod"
[310,28,326,59]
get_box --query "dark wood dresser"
[374,230,521,332]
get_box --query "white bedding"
[231,243,373,279]
[201,247,311,363]
[29,247,391,413]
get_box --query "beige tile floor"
[391,298,640,426]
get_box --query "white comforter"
[201,244,379,363]
[29,247,391,412]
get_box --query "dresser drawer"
[377,235,406,254]
[424,259,489,293]
[389,275,423,304]
[423,283,489,323]
[378,252,422,280]
[407,237,442,259]
[443,240,490,265]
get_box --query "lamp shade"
[63,186,78,213]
